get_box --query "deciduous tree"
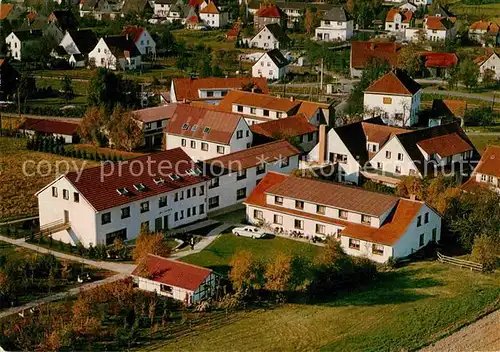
[133,231,171,263]
[107,107,143,151]
[264,252,293,292]
[78,107,107,146]
[396,45,421,77]
[228,250,263,294]
[470,235,499,271]
[459,59,480,91]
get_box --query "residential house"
[132,105,173,148]
[122,26,156,55]
[474,52,500,81]
[5,29,43,61]
[152,0,177,20]
[187,0,208,10]
[249,23,290,50]
[398,1,417,12]
[166,0,191,23]
[79,0,114,20]
[252,49,289,80]
[406,15,456,42]
[199,0,228,28]
[185,13,206,30]
[296,101,329,126]
[431,99,467,125]
[250,114,318,152]
[121,0,153,17]
[167,77,269,105]
[315,6,353,42]
[462,145,500,194]
[427,4,456,21]
[164,104,253,161]
[55,29,98,67]
[18,118,80,144]
[420,52,458,78]
[217,90,301,125]
[36,149,209,247]
[203,140,300,211]
[363,69,422,127]
[275,1,334,29]
[132,255,218,305]
[88,36,142,70]
[469,20,500,46]
[253,4,287,32]
[244,172,442,263]
[387,0,430,7]
[46,10,78,42]
[350,41,402,78]
[385,9,414,35]
[226,22,240,41]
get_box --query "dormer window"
[153,177,165,185]
[361,215,371,225]
[116,187,129,196]
[203,127,211,134]
[191,125,198,132]
[168,173,181,181]
[133,183,147,192]
[182,123,189,130]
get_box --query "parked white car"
[232,226,266,239]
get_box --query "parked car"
[232,226,266,239]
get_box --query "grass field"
[449,1,500,22]
[157,261,500,351]
[0,137,98,220]
[467,134,500,152]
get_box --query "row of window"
[208,187,247,210]
[348,239,384,256]
[174,204,205,221]
[181,139,225,154]
[235,105,283,118]
[203,90,227,98]
[385,151,404,161]
[480,174,498,185]
[174,185,204,202]
[52,187,79,202]
[253,210,330,235]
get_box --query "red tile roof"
[132,254,212,291]
[417,133,473,158]
[62,148,207,212]
[244,171,289,207]
[205,139,300,171]
[250,114,317,139]
[473,52,498,66]
[18,118,79,136]
[421,52,458,68]
[0,3,14,20]
[188,0,205,7]
[133,105,174,123]
[425,16,453,30]
[431,99,467,118]
[218,90,301,113]
[364,69,421,96]
[122,25,145,43]
[386,9,413,23]
[470,20,500,33]
[165,104,244,144]
[350,41,402,70]
[475,145,500,178]
[255,4,283,18]
[296,101,325,121]
[187,15,200,23]
[200,1,219,14]
[361,122,407,146]
[172,77,269,102]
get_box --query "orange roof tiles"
[132,254,212,291]
[200,1,219,14]
[218,90,301,113]
[205,140,300,171]
[296,101,324,121]
[361,122,407,146]
[0,3,13,20]
[421,52,458,68]
[351,41,402,70]
[431,99,467,118]
[425,16,453,30]
[417,133,473,158]
[133,105,174,123]
[255,4,283,18]
[365,69,421,96]
[470,20,500,33]
[122,25,145,43]
[475,145,500,178]
[386,9,413,23]
[250,114,317,139]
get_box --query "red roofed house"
[122,25,156,55]
[132,255,218,305]
[385,9,414,35]
[469,20,500,46]
[164,103,253,161]
[406,15,456,42]
[132,105,174,148]
[18,118,80,144]
[474,52,500,81]
[199,0,227,28]
[420,52,458,78]
[254,4,286,32]
[35,148,210,247]
[462,145,500,194]
[363,69,422,127]
[244,172,442,263]
[350,41,403,78]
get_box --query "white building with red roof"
[199,0,227,28]
[349,41,402,78]
[36,149,210,247]
[363,69,422,127]
[474,52,500,81]
[406,15,456,42]
[132,254,218,305]
[385,9,414,35]
[469,20,500,45]
[315,6,353,42]
[164,104,253,161]
[122,25,156,55]
[244,172,442,263]
[253,4,287,32]
[462,145,500,194]
[132,105,174,148]
[18,118,80,144]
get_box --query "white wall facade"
[252,54,288,80]
[363,90,421,127]
[200,12,228,28]
[5,33,22,61]
[231,103,294,122]
[133,29,156,55]
[369,136,420,178]
[88,38,142,70]
[250,26,283,49]
[315,20,353,41]
[154,3,171,17]
[479,53,500,80]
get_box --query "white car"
[232,226,266,239]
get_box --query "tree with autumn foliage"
[228,250,264,294]
[396,44,422,77]
[107,106,144,152]
[304,7,320,35]
[78,106,108,146]
[133,231,171,264]
[264,252,293,292]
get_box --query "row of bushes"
[3,104,86,118]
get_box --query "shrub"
[470,235,499,272]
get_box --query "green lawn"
[157,261,500,351]
[181,234,320,275]
[467,134,500,153]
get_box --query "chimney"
[410,194,416,201]
[318,124,327,164]
[289,96,294,102]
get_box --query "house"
[79,0,114,20]
[315,6,353,42]
[469,20,500,46]
[36,149,209,247]
[462,145,500,194]
[5,29,44,61]
[253,4,287,32]
[217,90,301,125]
[250,114,318,152]
[385,9,414,35]
[428,4,456,21]
[188,0,208,10]
[185,13,206,30]
[199,0,228,28]
[398,1,417,12]
[166,0,191,23]
[122,26,156,56]
[167,77,269,105]
[164,104,253,161]
[55,29,98,67]
[249,23,290,50]
[252,49,289,80]
[406,15,456,42]
[387,0,429,7]
[153,0,177,20]
[363,69,422,127]
[88,36,142,70]
[132,255,218,305]
[18,118,80,144]
[275,1,334,29]
[244,172,442,263]
[132,105,173,148]
[474,52,500,81]
[203,140,300,211]
[420,52,458,78]
[226,22,240,41]
[431,99,467,123]
[46,10,78,42]
[121,0,153,16]
[350,41,402,78]
[0,59,19,98]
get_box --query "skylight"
[168,173,181,181]
[182,123,189,130]
[133,183,147,192]
[153,177,165,185]
[116,187,129,196]
[191,125,198,132]
[188,168,202,176]
[203,127,211,134]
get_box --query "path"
[0,216,38,226]
[170,223,232,259]
[421,309,500,352]
[423,88,499,102]
[0,235,136,274]
[466,131,500,136]
[0,273,127,319]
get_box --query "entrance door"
[163,215,169,230]
[64,210,69,223]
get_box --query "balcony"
[33,219,71,240]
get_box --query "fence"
[437,252,483,272]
